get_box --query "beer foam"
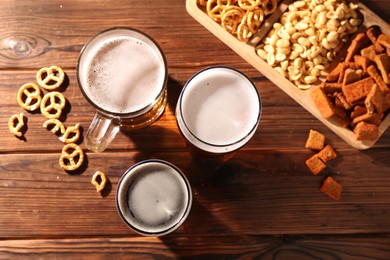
[178,67,261,153]
[122,162,190,234]
[79,34,165,114]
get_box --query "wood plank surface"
[0,235,389,259]
[1,149,390,237]
[0,0,390,258]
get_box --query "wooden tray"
[186,0,390,149]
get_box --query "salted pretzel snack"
[8,113,25,137]
[43,118,66,135]
[40,91,66,119]
[59,143,84,171]
[59,123,80,144]
[221,6,245,35]
[17,83,42,111]
[91,171,107,192]
[36,65,65,90]
[201,0,278,42]
[206,0,228,22]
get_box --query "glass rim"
[76,27,168,118]
[116,159,192,236]
[178,66,262,149]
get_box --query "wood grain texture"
[1,149,390,237]
[0,235,389,259]
[0,0,389,258]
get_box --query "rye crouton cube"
[374,53,390,84]
[345,33,370,62]
[305,129,325,150]
[350,105,367,119]
[342,77,375,104]
[335,92,353,110]
[317,144,337,163]
[365,83,384,114]
[342,68,363,85]
[366,26,385,53]
[326,63,343,82]
[367,65,390,95]
[377,34,390,49]
[354,122,379,141]
[354,55,372,72]
[311,87,338,119]
[360,45,377,60]
[320,176,342,201]
[306,154,327,175]
[320,82,342,94]
[352,112,382,128]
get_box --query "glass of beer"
[77,27,168,152]
[176,66,261,163]
[116,159,192,236]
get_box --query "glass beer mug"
[176,66,262,163]
[77,27,168,152]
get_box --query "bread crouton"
[374,54,390,84]
[326,63,343,82]
[338,62,360,84]
[352,112,382,128]
[343,68,363,85]
[317,144,337,163]
[331,114,351,128]
[360,45,377,60]
[305,129,325,150]
[350,105,367,119]
[377,34,390,49]
[342,77,375,104]
[384,92,390,111]
[365,84,384,114]
[354,122,379,141]
[320,82,342,94]
[367,65,390,95]
[306,154,326,175]
[346,33,370,62]
[320,176,342,201]
[335,92,353,110]
[354,55,372,72]
[366,26,385,53]
[311,87,339,119]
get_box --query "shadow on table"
[119,76,243,234]
[118,77,318,257]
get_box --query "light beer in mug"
[176,66,262,162]
[77,27,168,152]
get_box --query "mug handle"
[85,112,121,153]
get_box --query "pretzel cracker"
[8,113,26,137]
[59,143,84,171]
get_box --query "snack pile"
[304,129,342,201]
[311,26,390,141]
[9,65,85,171]
[256,0,362,89]
[198,0,279,42]
[8,66,107,194]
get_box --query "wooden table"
[1,0,389,258]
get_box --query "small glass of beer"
[176,66,261,164]
[116,159,192,236]
[77,27,168,152]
